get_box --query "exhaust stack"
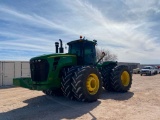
[55,42,59,53]
[59,39,64,53]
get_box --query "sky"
[0,0,160,64]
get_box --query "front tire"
[149,72,152,76]
[72,66,102,102]
[110,65,132,92]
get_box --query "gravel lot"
[0,74,160,120]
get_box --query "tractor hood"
[30,53,76,60]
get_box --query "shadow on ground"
[0,88,134,120]
[0,95,101,120]
[101,89,134,101]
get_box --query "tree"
[96,47,118,62]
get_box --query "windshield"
[68,41,96,65]
[68,43,82,56]
[143,67,151,69]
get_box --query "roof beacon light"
[80,35,82,39]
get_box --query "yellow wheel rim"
[121,71,130,86]
[86,74,99,95]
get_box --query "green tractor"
[13,36,132,102]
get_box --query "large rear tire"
[101,64,116,91]
[72,66,102,102]
[61,66,79,100]
[110,65,132,92]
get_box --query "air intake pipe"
[55,42,59,53]
[59,39,64,53]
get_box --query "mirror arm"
[95,52,105,66]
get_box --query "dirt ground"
[0,74,160,120]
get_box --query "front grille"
[30,59,49,82]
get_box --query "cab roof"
[67,39,97,45]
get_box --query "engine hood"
[30,53,76,60]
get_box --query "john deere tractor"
[13,36,132,102]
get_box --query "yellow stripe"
[48,55,76,58]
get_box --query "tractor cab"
[67,36,97,65]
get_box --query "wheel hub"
[86,74,99,95]
[121,71,130,86]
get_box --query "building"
[118,62,140,72]
[0,61,30,86]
